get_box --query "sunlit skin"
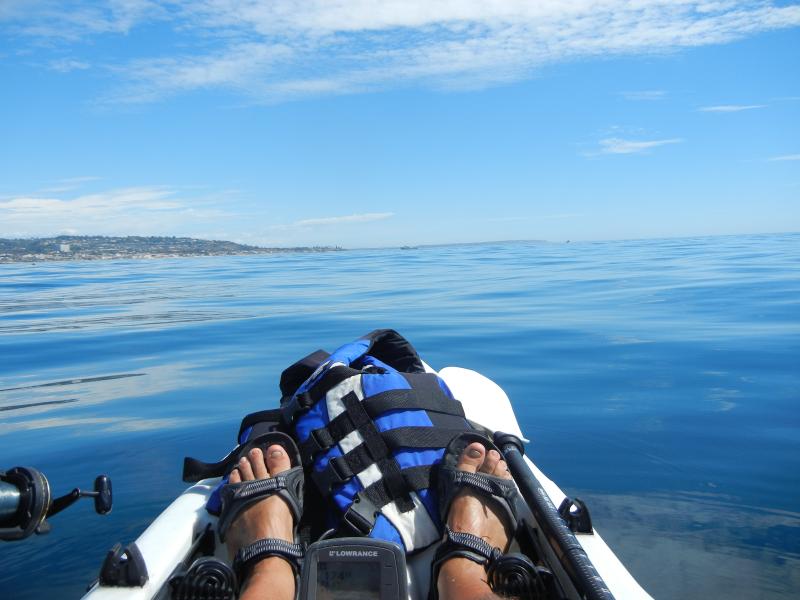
[225,441,513,600]
[226,446,296,600]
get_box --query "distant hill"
[0,236,342,263]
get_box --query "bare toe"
[265,444,292,476]
[225,446,297,566]
[456,442,486,473]
[237,456,254,481]
[249,448,268,479]
[493,458,513,479]
[481,449,501,475]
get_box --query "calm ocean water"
[1,233,798,599]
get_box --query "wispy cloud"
[4,0,167,40]
[597,137,683,155]
[292,213,394,227]
[0,185,232,238]
[58,175,101,184]
[621,90,666,101]
[698,104,767,112]
[3,1,800,103]
[39,175,101,193]
[48,58,90,72]
[767,154,800,161]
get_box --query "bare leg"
[225,445,296,600]
[437,442,514,600]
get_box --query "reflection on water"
[0,398,79,411]
[0,373,144,392]
[584,491,800,599]
[0,234,798,599]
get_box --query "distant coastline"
[0,236,343,264]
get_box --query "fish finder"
[298,538,407,600]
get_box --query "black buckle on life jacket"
[280,391,315,427]
[311,456,355,493]
[300,427,333,464]
[339,496,378,537]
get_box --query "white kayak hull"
[84,367,652,600]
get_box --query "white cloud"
[598,137,684,155]
[0,185,232,238]
[49,58,90,72]
[58,175,101,184]
[293,212,394,227]
[3,0,166,40]
[39,175,101,193]
[0,185,397,244]
[767,154,800,161]
[4,1,800,103]
[621,90,667,101]
[698,104,768,112]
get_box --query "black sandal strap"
[450,469,518,498]
[233,538,304,583]
[217,465,305,542]
[437,433,522,530]
[436,526,501,567]
[441,526,502,565]
[228,474,290,501]
[429,527,502,600]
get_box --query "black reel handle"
[0,467,112,542]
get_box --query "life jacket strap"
[298,379,466,463]
[281,364,359,426]
[337,464,435,537]
[360,465,433,510]
[311,427,467,492]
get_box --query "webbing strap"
[298,385,465,462]
[338,464,434,536]
[299,410,355,463]
[362,385,465,418]
[401,372,453,399]
[311,424,464,492]
[341,393,414,513]
[281,365,360,426]
[360,465,432,508]
[310,443,371,492]
[381,427,466,450]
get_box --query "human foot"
[437,442,514,599]
[225,444,297,600]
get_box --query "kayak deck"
[83,367,652,600]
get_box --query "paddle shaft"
[496,433,615,600]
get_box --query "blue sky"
[1,1,798,248]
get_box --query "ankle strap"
[435,526,502,568]
[233,538,304,584]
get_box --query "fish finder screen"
[317,560,381,599]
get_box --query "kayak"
[81,365,653,600]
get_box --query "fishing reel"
[0,466,112,541]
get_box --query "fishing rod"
[0,466,112,541]
[494,432,616,600]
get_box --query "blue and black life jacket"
[279,329,474,552]
[184,330,475,552]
